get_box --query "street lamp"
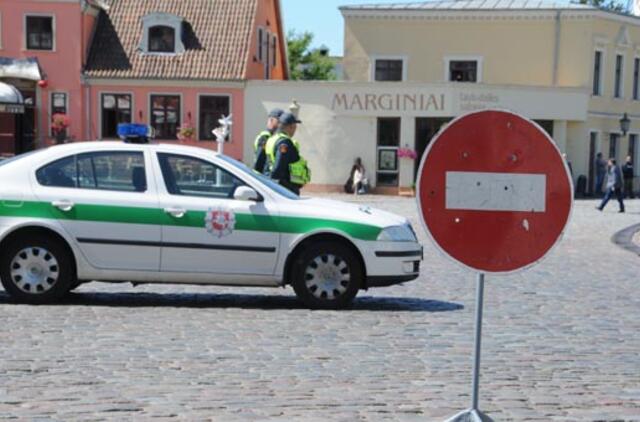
[620,112,631,137]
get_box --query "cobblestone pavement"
[1,195,639,421]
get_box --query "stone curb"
[612,223,640,256]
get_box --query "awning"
[0,57,42,81]
[0,82,25,114]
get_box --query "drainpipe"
[553,10,561,86]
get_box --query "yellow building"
[339,0,640,193]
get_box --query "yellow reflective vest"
[265,133,311,185]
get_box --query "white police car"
[0,131,421,309]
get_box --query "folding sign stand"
[445,273,493,422]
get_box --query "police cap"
[268,108,285,119]
[279,112,302,125]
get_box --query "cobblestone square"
[1,195,639,421]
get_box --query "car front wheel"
[292,241,362,310]
[0,235,75,304]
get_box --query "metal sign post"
[415,110,573,421]
[445,273,492,422]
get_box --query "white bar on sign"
[446,171,546,212]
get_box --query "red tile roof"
[85,0,259,80]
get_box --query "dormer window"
[149,26,175,53]
[140,13,185,55]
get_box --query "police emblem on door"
[205,207,236,238]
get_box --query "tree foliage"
[577,0,628,14]
[287,30,336,81]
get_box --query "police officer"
[265,112,310,195]
[254,108,284,173]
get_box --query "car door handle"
[52,200,74,212]
[164,207,186,218]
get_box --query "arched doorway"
[0,82,25,157]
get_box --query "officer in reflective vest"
[265,112,310,195]
[254,108,284,173]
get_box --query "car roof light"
[117,123,153,144]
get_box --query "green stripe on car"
[0,201,382,241]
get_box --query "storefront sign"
[459,92,500,112]
[332,92,448,114]
[0,104,25,114]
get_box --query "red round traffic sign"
[417,110,573,274]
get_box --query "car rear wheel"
[292,241,362,310]
[0,235,75,304]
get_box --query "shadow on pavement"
[0,291,463,313]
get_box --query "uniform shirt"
[253,132,271,173]
[271,137,300,183]
[622,161,634,179]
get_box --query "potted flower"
[177,123,195,142]
[51,113,70,144]
[398,146,417,160]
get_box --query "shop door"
[18,91,36,153]
[0,113,15,155]
[414,118,450,180]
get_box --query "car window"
[217,154,300,200]
[36,155,77,188]
[158,153,245,199]
[36,151,147,192]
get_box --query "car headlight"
[377,224,417,242]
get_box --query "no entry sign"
[417,110,572,274]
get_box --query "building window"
[257,27,265,62]
[449,61,478,82]
[374,59,403,82]
[101,94,132,139]
[593,51,603,96]
[271,35,277,68]
[26,16,53,50]
[376,118,401,186]
[614,54,624,98]
[149,26,175,53]
[633,58,640,100]
[609,133,619,159]
[150,95,180,140]
[50,92,67,137]
[199,95,230,141]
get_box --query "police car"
[0,129,422,309]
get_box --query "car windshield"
[218,155,300,200]
[0,151,39,167]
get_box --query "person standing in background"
[254,109,284,173]
[622,155,634,199]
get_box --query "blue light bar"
[117,123,149,139]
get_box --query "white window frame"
[592,48,605,97]
[614,52,625,99]
[444,55,484,83]
[139,13,185,55]
[98,91,135,140]
[370,55,408,82]
[49,91,69,137]
[148,92,183,140]
[24,13,56,52]
[196,93,233,142]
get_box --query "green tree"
[287,30,336,81]
[577,0,628,14]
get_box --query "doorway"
[588,132,597,196]
[414,117,451,180]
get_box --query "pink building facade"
[0,0,288,159]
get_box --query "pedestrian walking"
[597,158,625,213]
[594,152,607,195]
[622,155,634,199]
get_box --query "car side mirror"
[234,186,260,202]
